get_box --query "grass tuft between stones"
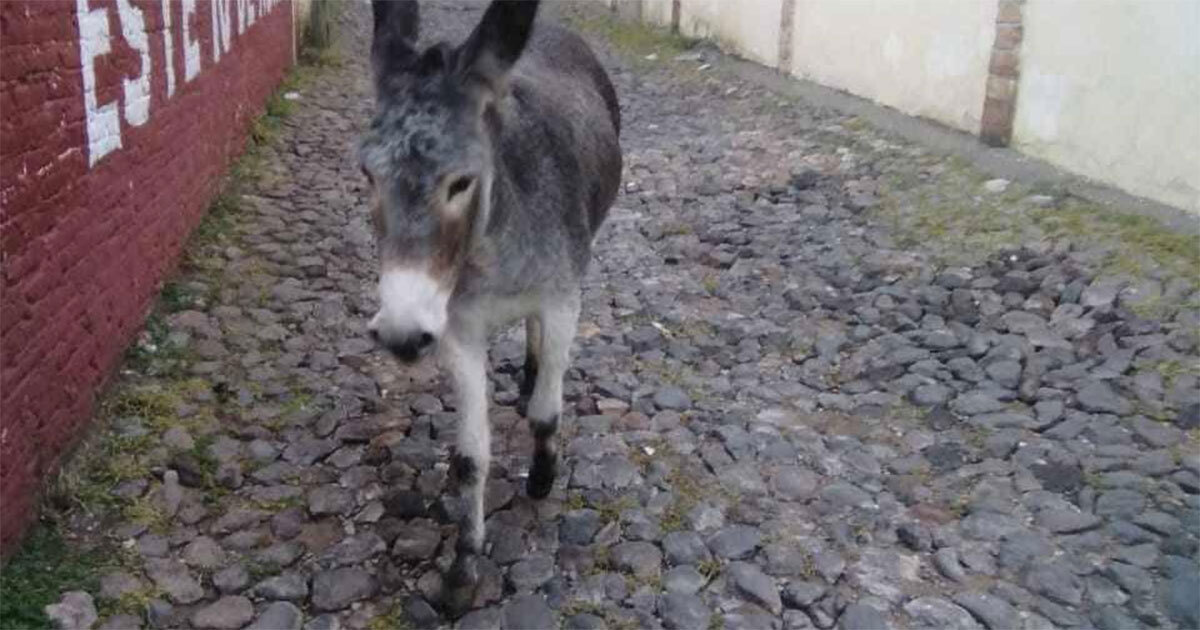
[0,524,109,630]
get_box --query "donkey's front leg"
[442,335,489,615]
[524,293,580,499]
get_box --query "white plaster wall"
[1013,0,1200,212]
[788,0,997,134]
[679,0,782,67]
[641,0,674,27]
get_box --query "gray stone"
[98,614,142,630]
[308,485,354,516]
[190,596,254,630]
[1035,509,1101,534]
[560,509,602,545]
[162,426,194,451]
[782,581,827,609]
[321,532,386,565]
[257,542,303,567]
[508,554,556,592]
[728,561,782,614]
[840,603,890,630]
[1023,562,1083,606]
[1081,277,1124,308]
[392,521,442,561]
[502,594,555,630]
[663,566,707,595]
[934,548,966,582]
[213,564,250,594]
[998,533,1054,570]
[137,534,168,557]
[952,592,1019,630]
[1076,381,1132,415]
[45,591,98,630]
[1131,415,1182,448]
[161,470,182,517]
[659,593,711,630]
[720,463,768,495]
[145,559,204,604]
[911,383,952,406]
[818,482,873,509]
[1091,606,1140,630]
[850,549,919,603]
[1167,569,1200,628]
[896,522,931,551]
[662,531,711,566]
[311,568,377,611]
[255,573,309,601]
[903,597,981,630]
[985,361,1022,389]
[182,536,226,569]
[247,602,304,630]
[99,571,142,601]
[145,599,172,628]
[952,393,1008,416]
[707,525,761,560]
[653,386,691,410]
[1095,489,1146,518]
[304,614,341,630]
[770,466,818,501]
[459,609,502,630]
[611,541,662,579]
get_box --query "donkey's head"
[360,0,538,362]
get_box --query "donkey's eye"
[361,166,373,184]
[447,176,473,199]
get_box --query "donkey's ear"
[456,0,540,92]
[371,0,420,87]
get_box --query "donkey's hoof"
[441,555,480,618]
[526,454,557,500]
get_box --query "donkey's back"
[488,22,622,274]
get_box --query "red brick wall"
[0,0,294,553]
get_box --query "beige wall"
[1013,0,1200,212]
[641,0,674,27]
[679,0,782,67]
[788,0,997,134]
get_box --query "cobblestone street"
[36,2,1200,629]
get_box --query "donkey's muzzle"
[371,328,436,363]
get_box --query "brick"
[0,0,294,554]
[981,97,1016,147]
[989,49,1021,78]
[996,0,1023,24]
[986,75,1017,102]
[993,23,1023,50]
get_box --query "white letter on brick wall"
[75,0,121,166]
[182,0,201,81]
[213,0,233,61]
[115,0,150,126]
[161,0,175,97]
[238,0,257,31]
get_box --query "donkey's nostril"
[417,332,435,350]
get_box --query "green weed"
[0,524,110,630]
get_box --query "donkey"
[361,0,622,613]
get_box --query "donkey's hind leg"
[518,316,541,413]
[525,293,580,499]
[441,334,489,616]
